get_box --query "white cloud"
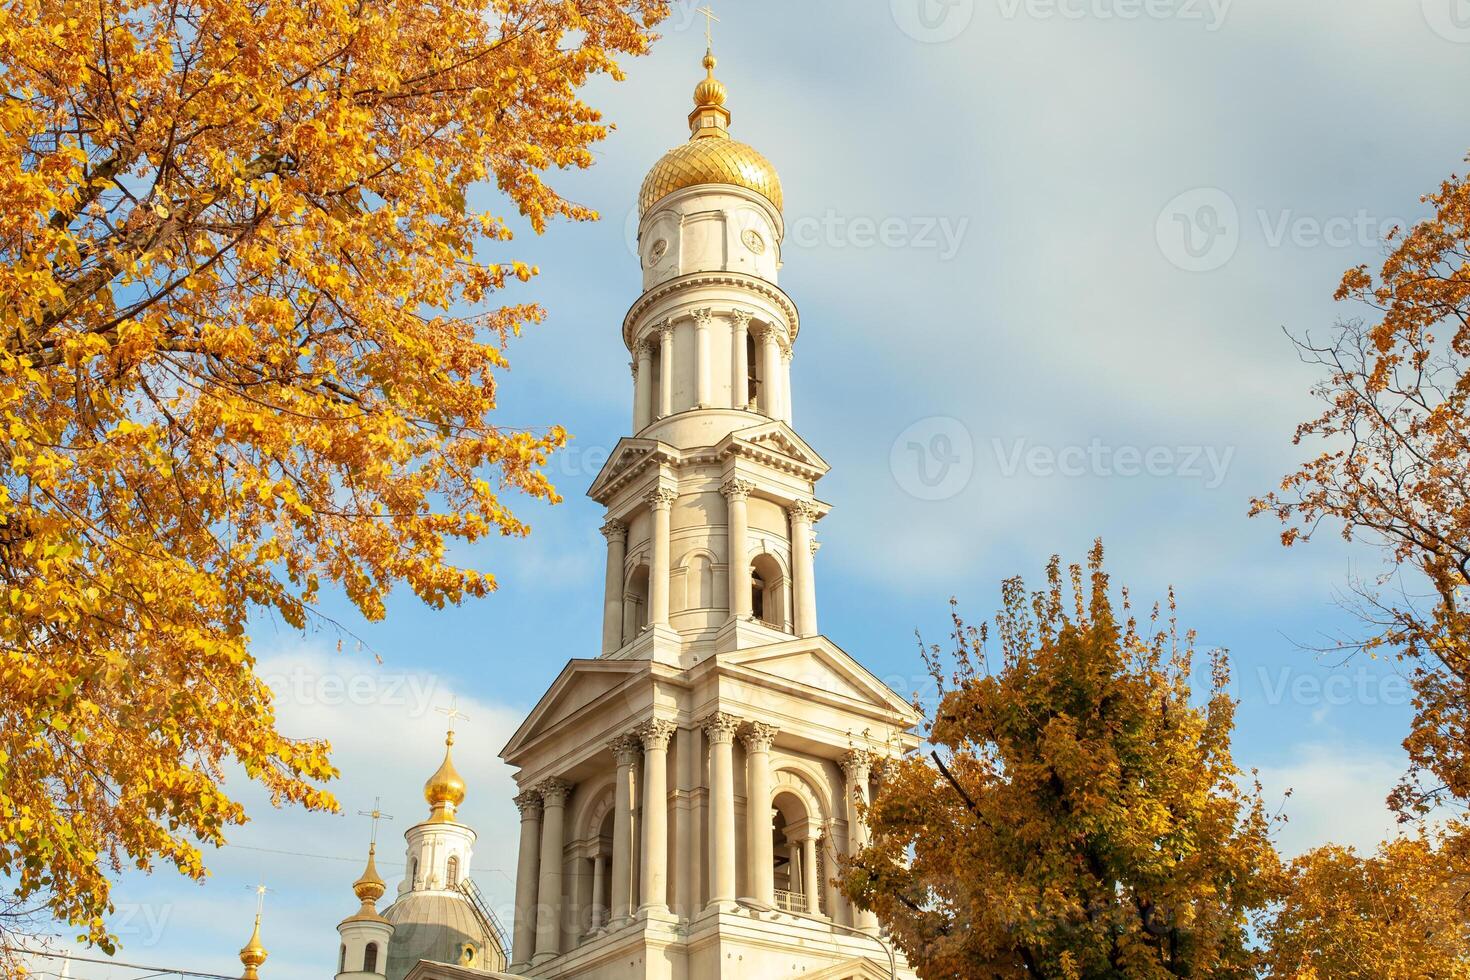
[1256,742,1407,858]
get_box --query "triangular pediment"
[727,636,921,725]
[725,419,829,473]
[499,658,650,763]
[806,957,899,980]
[587,437,663,501]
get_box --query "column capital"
[789,499,819,524]
[645,486,678,511]
[720,478,756,502]
[514,789,543,816]
[608,733,642,767]
[700,712,742,744]
[740,721,779,753]
[754,322,781,344]
[635,718,677,751]
[537,778,573,807]
[779,342,793,362]
[840,749,875,781]
[730,308,755,329]
[656,318,676,341]
[692,307,716,327]
[637,337,659,357]
[600,518,628,540]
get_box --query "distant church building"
[325,43,920,980]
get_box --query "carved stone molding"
[513,789,543,816]
[645,486,678,511]
[656,318,676,341]
[537,778,573,807]
[692,307,716,328]
[600,519,628,541]
[635,718,678,751]
[841,749,875,781]
[730,309,755,331]
[700,712,742,744]
[789,499,819,524]
[740,721,779,753]
[720,478,756,502]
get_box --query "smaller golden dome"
[693,51,727,109]
[353,844,386,905]
[239,915,267,979]
[424,732,466,821]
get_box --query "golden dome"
[353,844,387,905]
[239,915,267,979]
[424,732,466,822]
[638,49,783,216]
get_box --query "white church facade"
[319,43,922,980]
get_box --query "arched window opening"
[446,855,460,888]
[750,554,788,632]
[622,564,650,645]
[410,856,420,887]
[363,942,379,974]
[685,553,714,610]
[746,332,761,409]
[651,346,664,419]
[772,786,822,915]
[339,944,347,973]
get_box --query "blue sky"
[31,2,1470,978]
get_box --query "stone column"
[779,343,794,424]
[841,752,879,934]
[759,327,781,418]
[590,852,607,931]
[731,310,752,409]
[702,712,741,912]
[609,735,639,926]
[646,487,676,627]
[657,321,674,419]
[510,790,542,970]
[636,719,677,916]
[533,778,572,963]
[802,835,821,914]
[741,723,778,907]
[789,501,818,638]
[693,308,713,408]
[635,341,654,431]
[600,520,627,655]
[721,479,754,622]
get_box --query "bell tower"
[498,40,921,980]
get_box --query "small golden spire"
[350,844,388,915]
[688,47,732,139]
[239,893,269,980]
[425,699,469,822]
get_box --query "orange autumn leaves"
[1,0,666,950]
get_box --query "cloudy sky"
[30,1,1470,978]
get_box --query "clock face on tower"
[742,227,766,255]
[646,238,669,267]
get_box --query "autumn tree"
[843,545,1280,979]
[0,0,667,954]
[1261,830,1470,980]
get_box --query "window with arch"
[621,563,650,645]
[410,856,420,886]
[750,553,788,631]
[363,942,379,974]
[446,855,460,888]
[684,552,715,610]
[746,332,761,409]
[339,944,346,973]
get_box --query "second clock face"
[742,228,766,255]
[646,238,669,267]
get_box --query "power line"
[4,948,237,980]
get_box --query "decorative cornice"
[636,719,678,751]
[740,721,779,753]
[700,712,742,744]
[537,777,573,807]
[622,271,800,350]
[720,478,756,502]
[600,519,628,541]
[645,486,678,511]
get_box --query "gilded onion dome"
[347,843,389,920]
[638,49,783,216]
[239,915,268,980]
[424,731,467,822]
